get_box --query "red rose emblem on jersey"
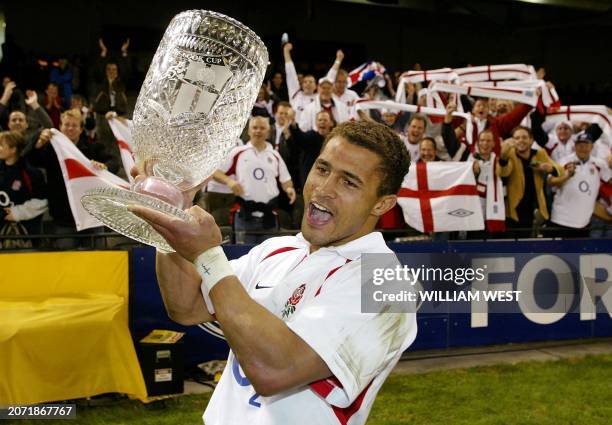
[289,284,306,305]
[282,284,306,319]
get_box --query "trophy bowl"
[81,10,268,251]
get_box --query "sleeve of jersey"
[226,238,282,293]
[285,264,415,408]
[219,147,241,174]
[285,61,300,102]
[277,154,292,184]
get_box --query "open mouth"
[307,201,334,227]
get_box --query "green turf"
[8,354,612,425]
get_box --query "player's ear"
[371,194,396,217]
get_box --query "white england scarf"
[395,68,459,103]
[50,130,130,231]
[464,80,561,108]
[396,161,484,233]
[544,105,612,141]
[107,117,136,183]
[472,153,505,232]
[355,100,474,144]
[454,64,537,83]
[430,82,539,106]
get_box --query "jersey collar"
[295,231,388,261]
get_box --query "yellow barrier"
[0,251,147,404]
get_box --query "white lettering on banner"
[517,255,574,325]
[470,257,514,328]
[467,254,612,328]
[579,254,612,321]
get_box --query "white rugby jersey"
[220,142,291,204]
[203,232,417,425]
[298,96,350,132]
[545,136,575,163]
[551,154,611,228]
[285,61,317,122]
[403,139,420,163]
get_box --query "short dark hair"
[511,125,533,139]
[323,121,410,196]
[408,114,427,129]
[276,101,291,109]
[420,137,437,150]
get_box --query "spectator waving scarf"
[397,161,484,233]
[49,130,129,230]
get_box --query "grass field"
[9,354,612,425]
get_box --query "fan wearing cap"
[548,131,611,238]
[298,75,350,132]
[283,44,343,124]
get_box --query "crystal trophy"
[81,10,268,251]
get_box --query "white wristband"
[194,246,235,314]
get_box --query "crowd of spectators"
[0,37,610,249]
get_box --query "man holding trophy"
[82,10,417,424]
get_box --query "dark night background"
[1,0,611,104]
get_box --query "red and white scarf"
[355,100,474,145]
[430,82,539,107]
[464,80,561,108]
[471,153,505,232]
[454,64,536,83]
[544,105,612,140]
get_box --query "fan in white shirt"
[403,114,427,163]
[130,121,416,425]
[544,120,575,163]
[298,77,350,132]
[549,131,611,236]
[283,43,341,123]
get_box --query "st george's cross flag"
[50,130,130,231]
[397,161,484,233]
[107,117,136,183]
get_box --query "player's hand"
[105,111,117,120]
[565,162,576,176]
[283,42,293,54]
[336,49,344,62]
[129,204,222,262]
[286,187,297,204]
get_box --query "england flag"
[397,161,484,233]
[50,130,130,231]
[107,117,136,183]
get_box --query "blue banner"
[129,240,612,366]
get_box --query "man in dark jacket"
[27,109,118,249]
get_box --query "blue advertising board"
[129,239,612,367]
